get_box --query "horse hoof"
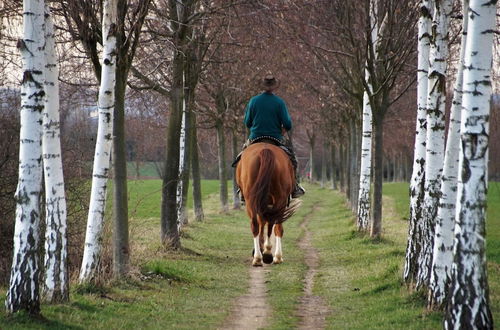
[273,256,283,264]
[252,258,263,267]
[262,253,273,264]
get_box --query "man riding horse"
[234,73,305,200]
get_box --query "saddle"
[231,136,292,168]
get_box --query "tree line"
[1,0,498,328]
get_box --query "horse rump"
[249,148,299,225]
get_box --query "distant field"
[126,179,222,219]
[126,162,162,178]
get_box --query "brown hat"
[261,74,280,91]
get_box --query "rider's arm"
[244,99,254,128]
[280,100,292,131]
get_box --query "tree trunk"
[232,129,241,209]
[349,120,359,213]
[161,51,183,249]
[404,0,432,285]
[321,141,327,188]
[79,0,117,283]
[416,0,452,290]
[346,133,351,201]
[6,0,45,314]
[42,5,69,303]
[177,100,190,229]
[370,111,384,239]
[429,0,468,307]
[340,144,346,193]
[112,63,130,278]
[308,133,316,182]
[444,0,496,327]
[331,144,337,190]
[191,113,204,221]
[357,77,373,230]
[216,119,228,212]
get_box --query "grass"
[0,181,249,329]
[126,179,221,219]
[286,186,443,329]
[1,180,498,329]
[126,161,162,178]
[384,181,500,325]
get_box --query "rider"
[241,73,305,199]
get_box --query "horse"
[236,142,301,266]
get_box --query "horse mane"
[249,148,300,224]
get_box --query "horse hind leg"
[251,217,263,267]
[262,222,274,264]
[273,223,284,264]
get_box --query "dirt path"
[220,265,271,330]
[296,206,330,329]
[222,205,330,329]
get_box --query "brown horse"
[236,142,301,266]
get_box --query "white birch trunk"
[357,70,373,231]
[444,0,496,327]
[177,98,187,230]
[357,0,378,231]
[41,5,69,303]
[415,0,452,289]
[404,0,433,284]
[79,0,117,283]
[5,0,45,314]
[428,0,469,307]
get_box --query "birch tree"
[79,0,117,283]
[357,0,378,231]
[416,0,452,289]
[404,0,432,285]
[444,0,496,327]
[42,4,68,303]
[428,0,468,307]
[5,0,45,315]
[177,96,188,229]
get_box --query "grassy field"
[0,181,498,329]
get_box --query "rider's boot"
[292,176,306,199]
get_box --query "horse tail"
[249,148,296,224]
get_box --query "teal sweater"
[244,92,292,141]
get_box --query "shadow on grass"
[74,282,109,295]
[2,311,84,330]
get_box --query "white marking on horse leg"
[273,236,283,264]
[264,235,272,254]
[253,236,263,266]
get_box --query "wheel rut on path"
[221,265,271,330]
[296,205,330,329]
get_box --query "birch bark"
[357,0,378,231]
[79,0,117,283]
[5,0,45,315]
[416,0,452,289]
[42,5,68,303]
[444,0,496,327]
[428,0,468,307]
[404,0,432,284]
[357,77,373,230]
[177,96,188,229]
